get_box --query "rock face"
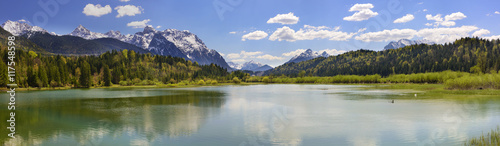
[70,25,230,69]
[286,49,330,64]
[229,60,273,72]
[384,39,436,50]
[1,20,232,69]
[1,20,49,37]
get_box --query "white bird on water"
[415,94,417,97]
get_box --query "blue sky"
[1,0,500,67]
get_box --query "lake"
[1,84,499,146]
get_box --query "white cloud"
[444,12,466,21]
[343,3,378,21]
[120,0,130,2]
[282,49,307,57]
[318,49,346,55]
[230,59,246,63]
[496,11,500,14]
[472,29,490,37]
[226,53,240,59]
[393,14,414,23]
[269,25,357,42]
[156,25,161,29]
[226,51,264,59]
[267,12,300,25]
[283,49,346,58]
[483,35,500,40]
[426,12,466,27]
[82,4,112,17]
[241,30,268,41]
[423,9,428,12]
[355,29,417,42]
[218,52,225,56]
[229,31,237,34]
[355,25,480,44]
[115,5,143,18]
[127,19,151,28]
[240,51,263,58]
[426,14,443,22]
[256,54,285,60]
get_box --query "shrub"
[198,80,206,85]
[262,77,271,83]
[232,77,241,84]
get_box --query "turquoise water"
[1,84,499,146]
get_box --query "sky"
[1,0,500,67]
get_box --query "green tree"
[103,65,111,86]
[0,62,7,87]
[38,66,48,87]
[80,61,92,88]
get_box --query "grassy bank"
[464,127,500,146]
[246,70,500,90]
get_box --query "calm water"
[1,84,499,146]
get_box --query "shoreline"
[3,83,500,96]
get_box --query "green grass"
[464,127,500,146]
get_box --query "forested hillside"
[0,26,51,55]
[268,38,500,77]
[0,48,229,88]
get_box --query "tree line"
[0,48,231,88]
[268,37,500,77]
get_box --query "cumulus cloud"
[318,49,346,56]
[256,54,285,60]
[472,29,490,37]
[226,51,264,59]
[82,4,112,17]
[426,12,466,27]
[226,51,280,61]
[269,25,357,42]
[355,25,480,44]
[127,19,151,28]
[241,30,268,41]
[156,25,161,29]
[115,5,143,18]
[355,29,417,42]
[343,3,378,21]
[226,53,240,59]
[229,31,237,34]
[393,14,414,23]
[267,12,299,25]
[282,49,307,57]
[120,0,130,2]
[496,11,500,14]
[483,35,500,40]
[230,59,246,63]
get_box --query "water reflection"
[0,89,225,145]
[1,85,499,146]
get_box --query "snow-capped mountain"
[66,24,230,69]
[148,33,187,58]
[69,25,107,40]
[228,62,243,70]
[286,49,330,64]
[384,39,436,50]
[229,60,273,72]
[1,20,231,69]
[1,20,48,37]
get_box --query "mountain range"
[383,39,436,50]
[1,20,231,69]
[228,60,273,72]
[286,49,330,64]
